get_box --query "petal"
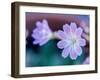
[70,22,77,33]
[57,40,69,49]
[32,33,39,39]
[76,27,83,36]
[33,37,49,46]
[33,39,39,44]
[32,32,42,39]
[63,24,70,34]
[43,19,48,25]
[43,19,49,28]
[56,30,66,39]
[36,21,42,28]
[70,47,78,60]
[69,44,82,60]
[39,38,49,46]
[42,20,52,34]
[62,47,71,58]
[74,44,82,56]
[33,28,42,34]
[79,38,86,46]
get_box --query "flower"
[56,22,86,60]
[32,19,52,46]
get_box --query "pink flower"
[56,22,86,60]
[32,19,52,46]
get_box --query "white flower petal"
[56,30,66,39]
[62,47,71,58]
[76,27,83,37]
[57,40,69,49]
[33,40,39,44]
[39,38,49,46]
[79,38,86,46]
[36,21,42,28]
[43,19,49,28]
[70,22,77,33]
[43,19,48,25]
[70,47,78,60]
[74,44,82,56]
[63,24,70,34]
